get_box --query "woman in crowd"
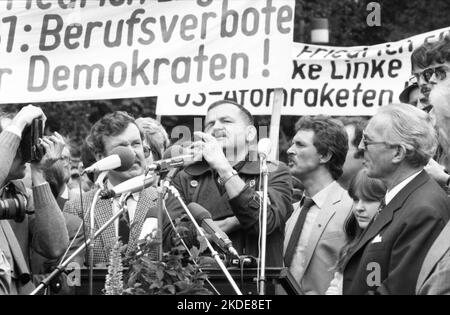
[326,168,387,295]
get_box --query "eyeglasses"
[361,133,396,151]
[414,66,449,83]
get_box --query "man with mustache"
[64,111,160,265]
[164,100,293,268]
[284,116,353,294]
[343,103,450,295]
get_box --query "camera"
[0,195,28,222]
[19,118,46,163]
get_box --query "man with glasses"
[343,103,450,295]
[415,39,450,294]
[411,35,450,106]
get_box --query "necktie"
[284,196,315,267]
[118,195,132,245]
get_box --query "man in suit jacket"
[416,222,450,295]
[284,116,353,295]
[64,111,160,265]
[343,103,450,295]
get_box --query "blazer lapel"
[416,222,450,292]
[95,198,116,255]
[127,188,158,256]
[301,183,341,275]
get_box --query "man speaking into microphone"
[164,100,293,267]
[63,111,160,265]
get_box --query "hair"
[44,160,68,198]
[411,34,450,69]
[337,116,368,159]
[376,103,437,167]
[135,117,170,161]
[207,100,254,126]
[348,168,387,202]
[335,169,387,273]
[295,116,348,180]
[86,111,142,155]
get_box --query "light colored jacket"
[284,182,353,295]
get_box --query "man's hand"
[190,131,232,174]
[30,132,66,186]
[10,104,46,132]
[215,216,241,234]
[34,132,66,170]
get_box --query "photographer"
[0,105,69,295]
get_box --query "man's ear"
[392,145,406,164]
[319,151,332,164]
[246,125,257,142]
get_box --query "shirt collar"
[385,170,422,205]
[308,181,337,209]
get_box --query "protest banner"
[159,26,450,116]
[0,0,294,104]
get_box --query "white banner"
[0,0,295,104]
[160,26,450,116]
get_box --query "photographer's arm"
[0,131,21,187]
[29,133,69,259]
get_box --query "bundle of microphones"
[82,139,273,266]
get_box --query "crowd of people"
[1,35,450,295]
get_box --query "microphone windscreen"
[187,202,212,222]
[111,146,135,171]
[257,138,272,158]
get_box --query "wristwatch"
[218,169,238,186]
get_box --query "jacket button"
[190,180,198,188]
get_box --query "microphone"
[187,202,239,258]
[147,153,194,173]
[100,173,155,199]
[84,147,135,174]
[257,138,272,159]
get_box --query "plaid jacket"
[63,186,159,265]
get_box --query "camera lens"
[0,195,27,222]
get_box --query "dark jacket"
[343,171,450,295]
[164,159,293,267]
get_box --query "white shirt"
[284,181,337,282]
[385,170,422,205]
[108,181,140,237]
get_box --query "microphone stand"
[31,202,129,295]
[87,171,107,295]
[258,156,269,295]
[166,184,243,295]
